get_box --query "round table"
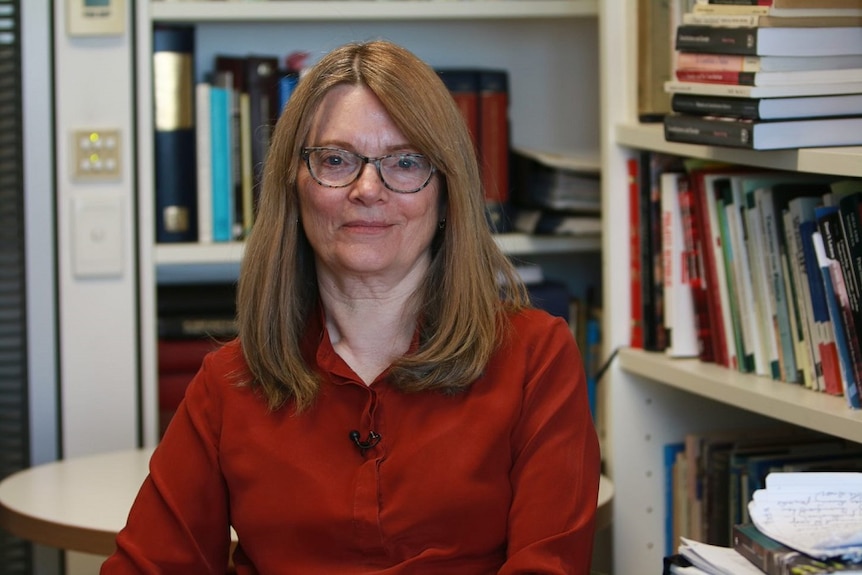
[0,447,613,555]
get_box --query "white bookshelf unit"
[600,0,862,573]
[136,0,602,443]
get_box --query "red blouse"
[101,308,601,574]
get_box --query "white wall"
[52,0,140,459]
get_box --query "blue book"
[812,230,861,409]
[663,442,685,557]
[210,84,233,243]
[153,24,197,243]
[800,220,845,397]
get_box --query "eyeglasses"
[301,147,435,194]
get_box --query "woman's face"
[298,84,441,288]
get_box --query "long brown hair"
[237,40,529,411]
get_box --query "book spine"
[675,69,757,85]
[840,192,862,328]
[678,169,714,361]
[817,207,862,401]
[478,70,511,206]
[664,115,754,149]
[704,0,771,5]
[759,186,801,383]
[629,157,644,349]
[210,85,234,243]
[813,230,862,408]
[671,94,761,119]
[195,82,213,244]
[675,52,762,72]
[639,152,657,351]
[158,338,220,372]
[800,220,844,395]
[662,172,700,358]
[675,25,758,56]
[153,25,198,244]
[692,171,728,366]
[245,55,280,235]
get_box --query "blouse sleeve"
[499,314,602,575]
[100,346,234,574]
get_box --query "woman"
[102,40,600,574]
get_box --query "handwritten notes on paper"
[748,472,862,561]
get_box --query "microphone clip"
[349,430,381,453]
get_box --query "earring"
[438,218,446,230]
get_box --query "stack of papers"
[748,472,862,562]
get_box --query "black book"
[671,92,862,121]
[663,113,862,150]
[675,25,862,57]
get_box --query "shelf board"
[154,232,600,282]
[619,348,862,444]
[615,122,862,178]
[149,0,598,22]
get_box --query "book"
[699,0,862,9]
[195,82,213,244]
[670,92,862,120]
[639,0,674,121]
[784,195,828,390]
[733,523,862,575]
[683,12,862,26]
[675,25,862,57]
[692,3,862,17]
[438,68,511,207]
[665,79,862,98]
[813,230,862,408]
[209,78,234,243]
[674,67,862,86]
[664,114,862,150]
[243,54,280,235]
[511,147,601,213]
[662,171,700,358]
[674,52,862,73]
[153,24,197,244]
[629,157,645,349]
[478,69,511,206]
[213,55,250,240]
[158,338,222,373]
[799,219,845,396]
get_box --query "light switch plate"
[67,0,125,37]
[71,195,124,278]
[72,129,121,181]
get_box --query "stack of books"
[663,472,862,575]
[662,0,862,150]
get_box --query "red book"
[158,338,222,372]
[629,157,644,349]
[677,172,712,360]
[478,70,510,205]
[688,167,731,366]
[437,69,480,158]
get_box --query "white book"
[665,79,862,98]
[195,81,213,244]
[661,171,699,358]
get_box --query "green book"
[732,523,862,575]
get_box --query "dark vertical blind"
[0,0,31,572]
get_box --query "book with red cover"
[686,164,733,366]
[478,70,510,206]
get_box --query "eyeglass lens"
[304,147,433,193]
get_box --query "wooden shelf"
[149,0,599,22]
[615,122,862,179]
[619,348,862,444]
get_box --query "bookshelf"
[135,1,602,443]
[600,1,862,573]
